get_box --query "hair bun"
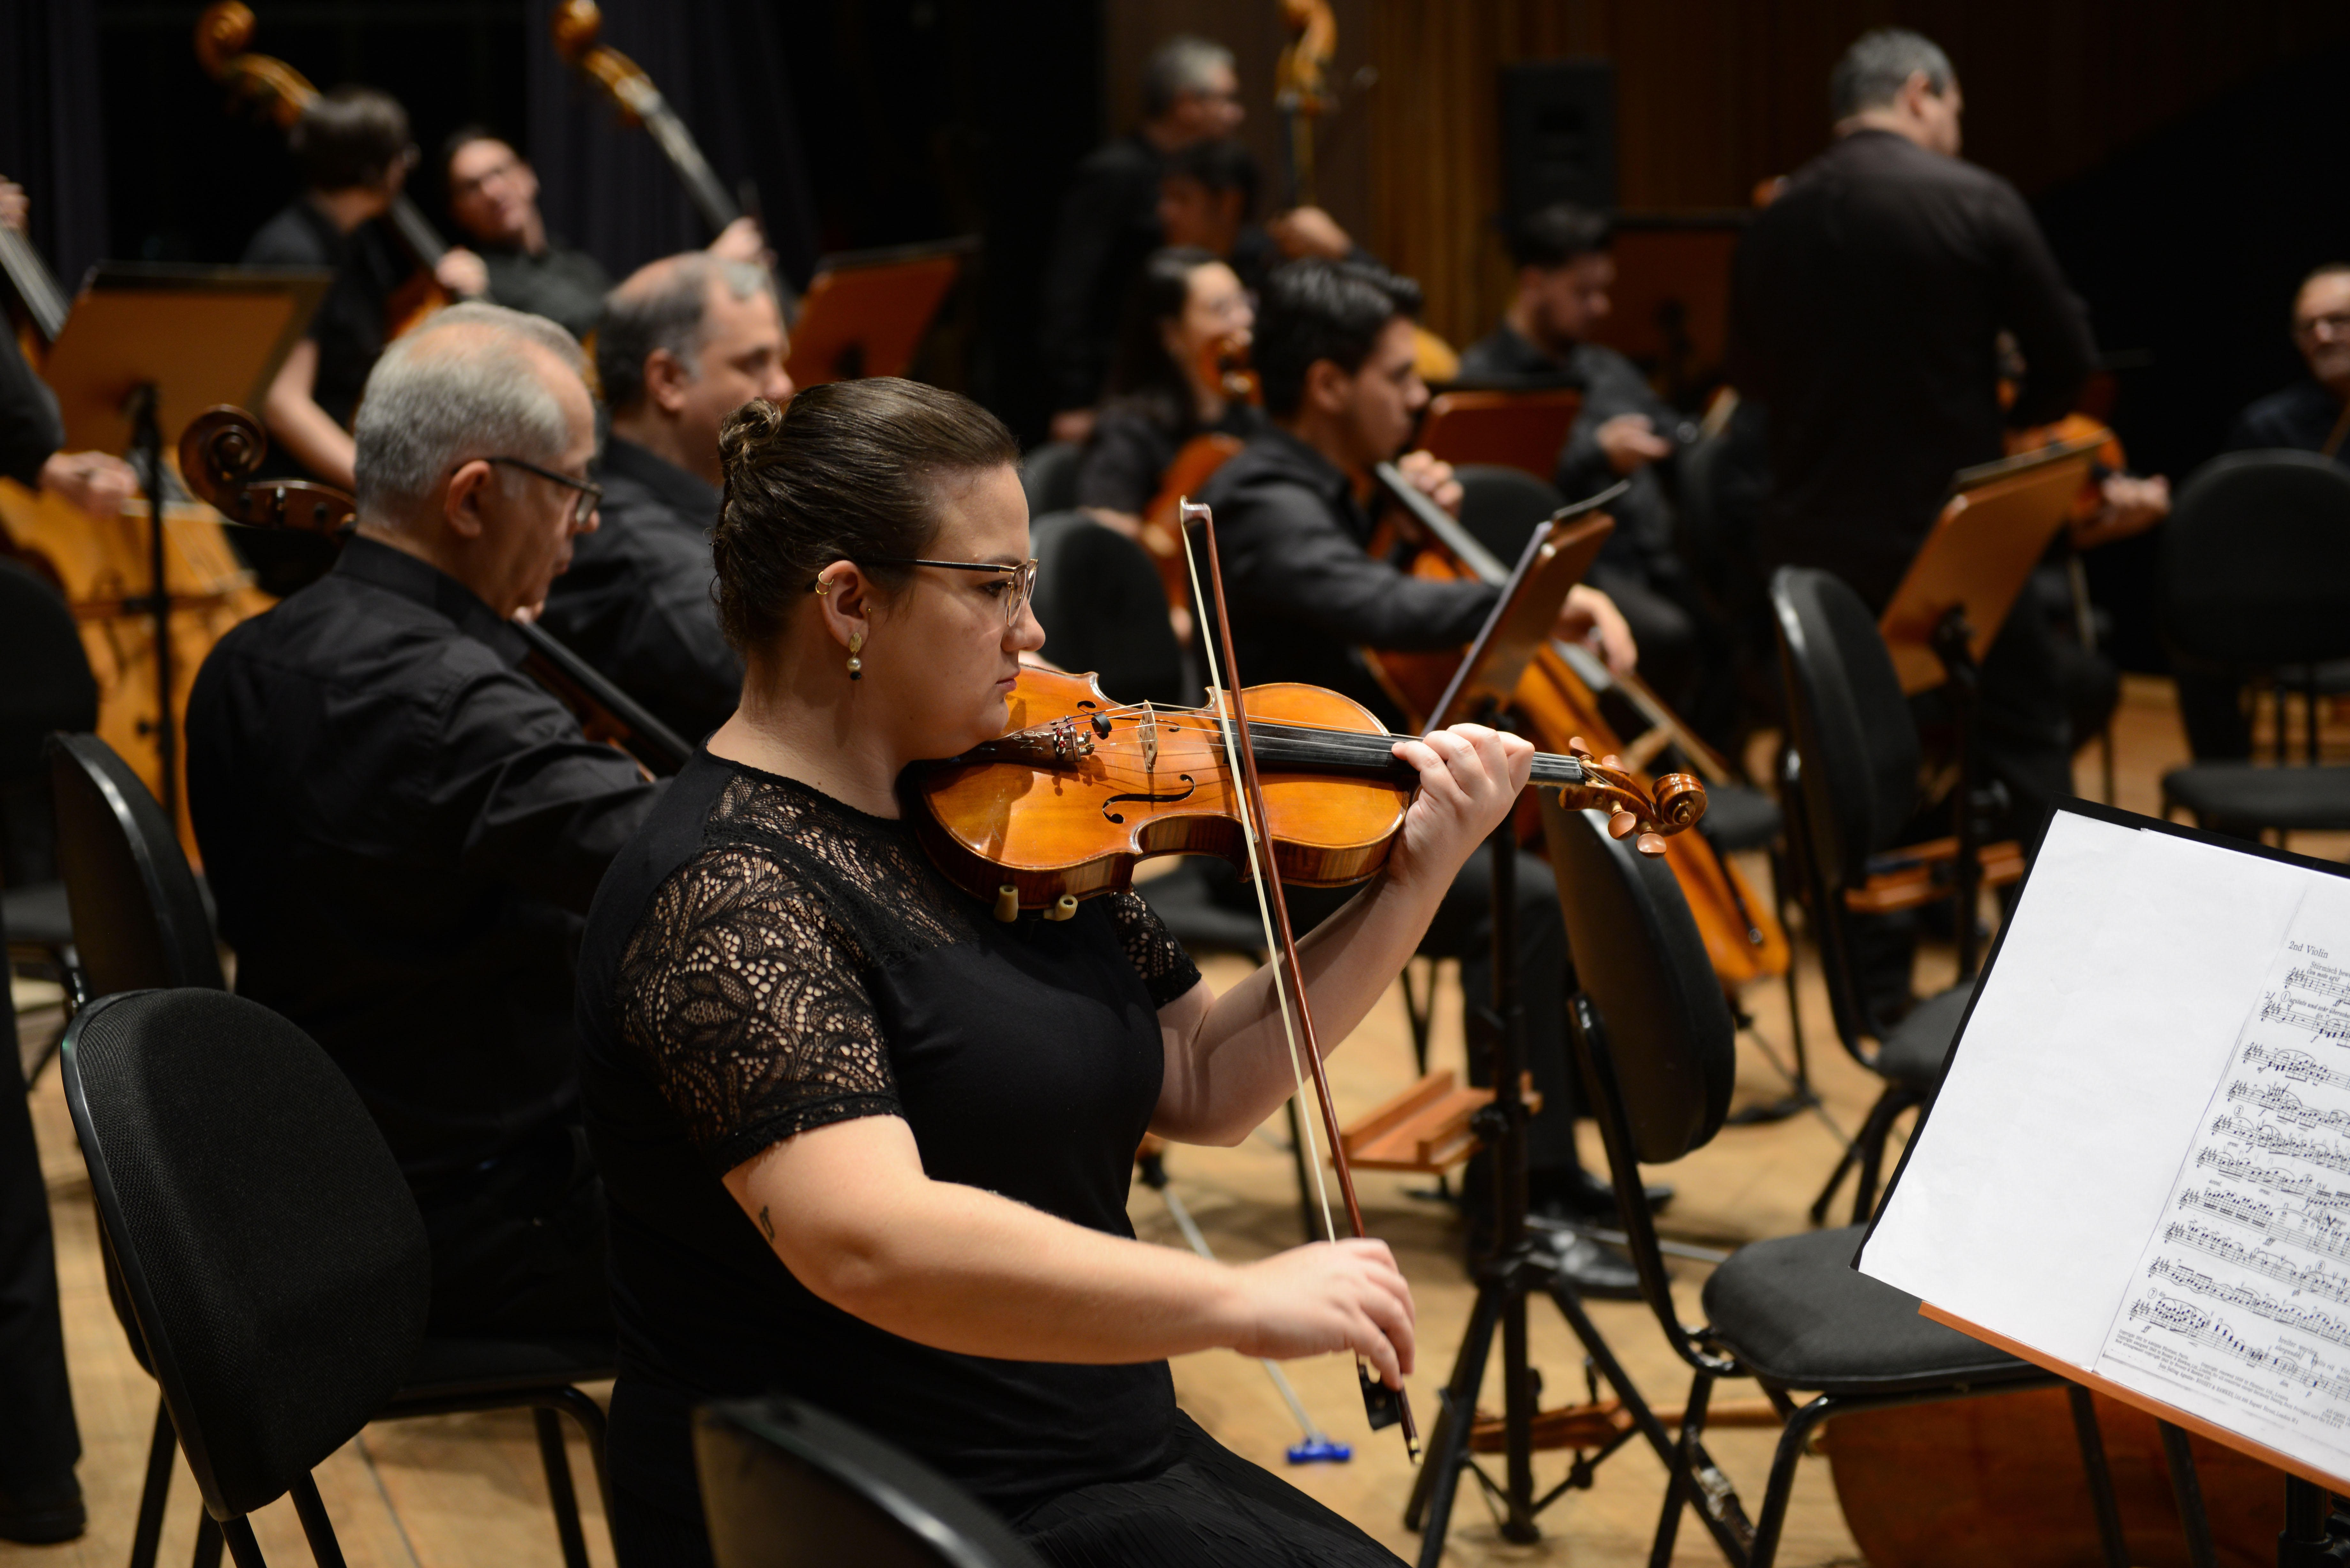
[718,397,788,475]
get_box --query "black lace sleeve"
[614,842,902,1174]
[1103,890,1204,1008]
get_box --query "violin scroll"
[1552,735,1705,858]
[178,405,356,538]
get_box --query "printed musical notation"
[2101,914,2350,1451]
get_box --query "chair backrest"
[1019,441,1082,520]
[49,734,223,994]
[1454,464,1569,567]
[1028,510,1187,706]
[696,1397,1048,1568]
[2162,449,2350,667]
[1769,567,1920,891]
[1419,388,1582,478]
[0,559,97,786]
[61,989,429,1519]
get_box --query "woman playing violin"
[1074,245,1266,532]
[576,377,1536,1566]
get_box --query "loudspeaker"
[1499,60,1618,226]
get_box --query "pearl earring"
[847,631,864,680]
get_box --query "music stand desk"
[786,236,976,387]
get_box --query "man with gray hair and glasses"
[188,302,658,1339]
[539,253,792,743]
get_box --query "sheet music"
[2095,878,2350,1468]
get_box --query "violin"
[176,404,692,779]
[194,3,454,339]
[1132,331,1263,619]
[1365,463,1789,990]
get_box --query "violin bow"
[1175,498,1421,1461]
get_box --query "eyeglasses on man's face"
[481,455,602,524]
[851,556,1040,625]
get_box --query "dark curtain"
[0,0,107,294]
[526,0,819,290]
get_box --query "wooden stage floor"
[4,676,2319,1566]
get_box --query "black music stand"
[1406,505,1686,1565]
[41,263,326,823]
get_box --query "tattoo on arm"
[757,1204,775,1241]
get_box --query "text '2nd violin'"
[913,667,1706,920]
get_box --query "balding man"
[189,302,658,1337]
[539,254,792,742]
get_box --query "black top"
[479,236,613,341]
[0,321,62,489]
[1194,428,1497,727]
[1074,399,1266,516]
[2226,378,2350,463]
[1729,129,2097,608]
[242,200,408,435]
[1456,324,1678,578]
[187,536,660,1184]
[1037,132,1165,414]
[539,437,740,744]
[575,751,1201,1520]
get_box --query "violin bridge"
[1138,702,1159,772]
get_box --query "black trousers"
[413,1122,614,1338]
[1209,848,1586,1176]
[0,1041,78,1504]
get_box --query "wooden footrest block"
[1469,1397,1783,1452]
[1338,1069,1539,1174]
[1845,836,2027,914]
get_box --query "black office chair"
[48,735,614,1568]
[2157,451,2350,837]
[1542,797,2138,1568]
[1027,510,1188,708]
[1,563,98,1003]
[1019,441,1082,521]
[695,1396,1048,1568]
[1770,568,1974,1224]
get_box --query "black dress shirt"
[187,536,660,1186]
[480,236,614,341]
[540,438,741,744]
[1730,128,2096,608]
[242,199,406,434]
[0,324,62,489]
[2225,379,2350,463]
[1073,399,1266,516]
[1038,132,1165,414]
[1193,428,1496,726]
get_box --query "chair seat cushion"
[2,881,72,950]
[1875,982,1974,1090]
[397,1335,616,1401]
[2161,764,2350,832]
[1701,1226,2035,1396]
[1695,784,1781,855]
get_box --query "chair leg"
[1808,1136,1861,1226]
[1646,1371,1711,1568]
[131,1397,176,1568]
[2066,1384,2129,1568]
[218,1518,267,1568]
[538,1384,613,1521]
[532,1409,592,1568]
[1847,1087,1915,1225]
[2159,1420,2219,1568]
[1284,1099,1317,1246]
[1746,1393,1841,1568]
[193,1517,224,1568]
[1399,957,1437,1076]
[286,1475,347,1568]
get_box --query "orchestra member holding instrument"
[1039,36,1244,447]
[576,374,1540,1565]
[1194,258,1654,1294]
[1074,246,1264,531]
[242,87,487,494]
[539,254,791,744]
[0,179,137,519]
[1158,138,1365,302]
[440,128,769,341]
[1458,202,1702,710]
[188,304,657,1339]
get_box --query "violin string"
[1179,516,1340,1251]
[1022,705,1586,780]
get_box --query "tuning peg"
[1600,753,1624,771]
[1635,832,1668,856]
[1567,735,1593,759]
[1608,810,1638,840]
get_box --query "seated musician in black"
[1074,246,1265,530]
[577,376,1539,1564]
[1194,258,1656,1293]
[1457,202,1702,711]
[1157,137,1367,304]
[539,254,792,744]
[188,304,658,1338]
[441,128,768,342]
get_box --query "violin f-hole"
[1102,775,1197,824]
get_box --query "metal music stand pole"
[123,382,174,824]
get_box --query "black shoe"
[1531,1167,1674,1223]
[0,1478,85,1545]
[1539,1232,1643,1300]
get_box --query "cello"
[1367,463,1789,991]
[549,0,749,246]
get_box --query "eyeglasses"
[482,456,602,524]
[849,556,1040,624]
